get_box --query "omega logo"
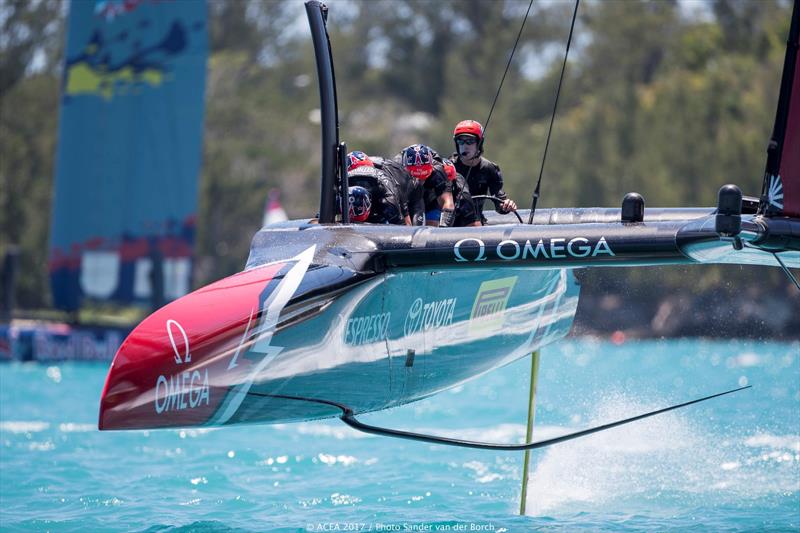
[453,238,487,262]
[453,236,615,262]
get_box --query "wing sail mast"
[305,1,341,223]
[761,0,800,216]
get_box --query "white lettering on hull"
[345,312,392,345]
[154,369,210,413]
[453,237,615,262]
[404,297,457,337]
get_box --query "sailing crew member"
[368,154,425,226]
[347,185,372,222]
[346,151,409,225]
[451,120,517,223]
[443,159,480,227]
[396,144,455,227]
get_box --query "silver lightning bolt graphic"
[207,245,316,426]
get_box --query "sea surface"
[1,338,798,532]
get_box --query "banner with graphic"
[49,0,208,311]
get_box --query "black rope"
[249,386,750,451]
[483,0,535,138]
[773,252,800,291]
[462,0,535,216]
[742,242,800,292]
[527,0,580,224]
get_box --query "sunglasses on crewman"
[455,137,477,146]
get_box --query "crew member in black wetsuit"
[368,154,425,226]
[451,120,517,223]
[396,144,455,227]
[442,159,480,227]
[346,151,408,225]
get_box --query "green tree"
[0,0,63,308]
[2,0,795,318]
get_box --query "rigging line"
[527,0,580,225]
[483,0,535,138]
[461,0,535,204]
[742,242,800,292]
[772,252,800,291]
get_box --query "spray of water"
[524,391,799,515]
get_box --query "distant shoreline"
[2,295,797,365]
[572,293,800,340]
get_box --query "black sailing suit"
[347,165,405,224]
[369,156,425,225]
[394,150,452,225]
[452,155,509,223]
[451,172,480,227]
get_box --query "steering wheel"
[471,195,523,223]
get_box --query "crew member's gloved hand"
[498,199,517,214]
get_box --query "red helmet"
[346,151,373,172]
[401,144,434,180]
[443,159,457,181]
[348,186,372,222]
[453,120,484,141]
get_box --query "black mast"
[759,0,800,215]
[305,1,340,223]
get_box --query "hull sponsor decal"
[454,237,615,262]
[470,277,517,335]
[403,297,457,337]
[345,312,392,346]
[454,238,487,262]
[166,319,191,364]
[154,370,210,414]
[154,319,208,414]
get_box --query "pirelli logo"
[470,276,517,334]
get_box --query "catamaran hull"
[99,248,579,430]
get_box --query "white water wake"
[524,392,799,515]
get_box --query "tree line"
[1,0,795,317]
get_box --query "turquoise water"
[1,339,798,532]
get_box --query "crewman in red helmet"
[451,119,517,223]
[366,153,425,226]
[396,144,456,227]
